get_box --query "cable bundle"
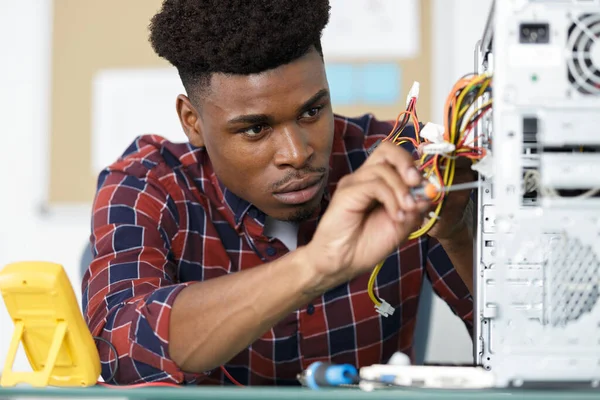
[368,74,493,315]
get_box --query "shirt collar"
[216,177,331,230]
[216,179,267,228]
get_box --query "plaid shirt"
[82,113,473,386]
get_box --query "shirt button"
[307,304,315,315]
[266,247,277,256]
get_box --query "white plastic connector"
[388,352,411,366]
[419,122,445,144]
[375,300,395,317]
[471,151,493,178]
[405,81,420,107]
[428,211,441,221]
[421,142,456,155]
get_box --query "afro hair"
[149,0,331,95]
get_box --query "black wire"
[458,88,493,141]
[391,113,411,138]
[389,99,417,140]
[93,336,119,384]
[454,82,491,144]
[455,88,481,138]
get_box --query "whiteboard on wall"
[91,68,188,175]
[321,0,420,59]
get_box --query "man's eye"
[242,125,265,137]
[301,107,322,119]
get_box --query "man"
[82,0,474,386]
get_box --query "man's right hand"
[304,141,430,293]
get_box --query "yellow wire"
[409,157,456,239]
[456,76,490,133]
[452,77,486,142]
[457,78,491,120]
[368,122,461,306]
[367,261,384,306]
[478,79,490,97]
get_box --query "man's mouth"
[272,174,325,205]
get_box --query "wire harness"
[368,75,493,315]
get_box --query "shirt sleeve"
[423,236,474,334]
[82,166,205,385]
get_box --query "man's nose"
[273,125,314,169]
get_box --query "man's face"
[192,48,334,222]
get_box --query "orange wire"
[385,97,419,144]
[385,111,411,142]
[443,74,476,142]
[410,111,421,144]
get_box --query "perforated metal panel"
[545,235,600,326]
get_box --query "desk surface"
[1,386,600,400]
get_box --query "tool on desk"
[299,356,496,392]
[411,180,479,200]
[0,262,101,387]
[298,361,358,389]
[358,364,495,391]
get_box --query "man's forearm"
[438,223,474,294]
[168,247,323,373]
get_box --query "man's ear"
[176,94,204,147]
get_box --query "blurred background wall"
[0,0,493,374]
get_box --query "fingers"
[364,141,423,188]
[335,165,431,222]
[341,163,418,212]
[359,179,406,222]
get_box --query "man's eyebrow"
[296,89,330,114]
[226,89,330,126]
[227,113,270,126]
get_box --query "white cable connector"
[421,142,456,155]
[405,81,420,107]
[388,352,411,366]
[375,300,395,318]
[471,151,494,178]
[419,122,445,144]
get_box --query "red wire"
[384,98,416,142]
[419,158,435,171]
[96,365,245,388]
[220,366,244,387]
[458,106,491,148]
[97,381,181,388]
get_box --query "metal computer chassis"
[473,0,600,388]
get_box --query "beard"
[285,202,320,223]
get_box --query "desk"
[1,386,599,399]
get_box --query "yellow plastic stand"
[0,261,101,387]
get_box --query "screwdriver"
[410,180,480,200]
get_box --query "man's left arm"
[422,158,476,330]
[424,234,474,331]
[436,198,474,294]
[421,152,477,293]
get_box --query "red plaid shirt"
[82,113,473,386]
